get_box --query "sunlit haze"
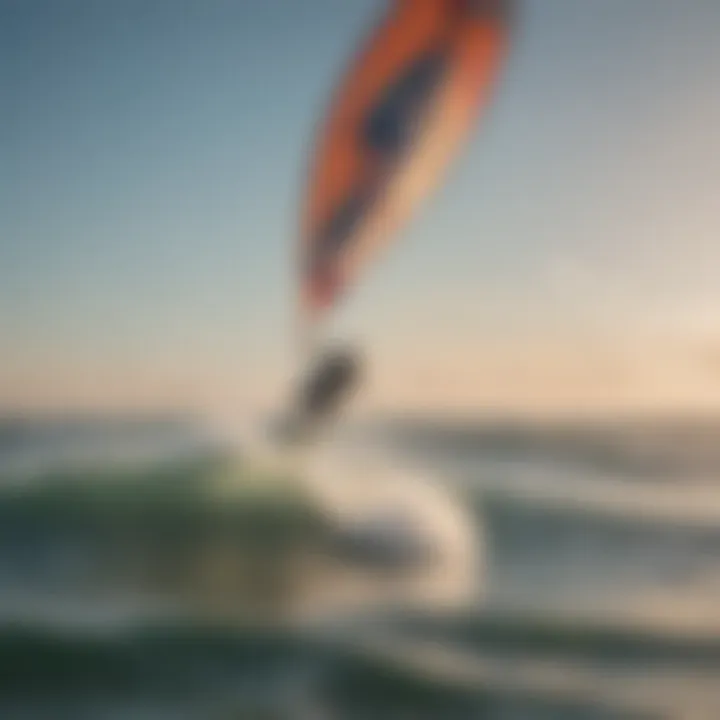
[2,0,719,418]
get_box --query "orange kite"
[299,0,514,334]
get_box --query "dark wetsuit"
[298,348,361,422]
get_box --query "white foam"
[299,441,483,613]
[228,421,483,617]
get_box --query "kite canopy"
[299,0,514,338]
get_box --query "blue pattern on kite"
[363,50,448,160]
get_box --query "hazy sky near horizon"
[2,0,719,417]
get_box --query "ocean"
[1,414,719,719]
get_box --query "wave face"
[1,415,720,718]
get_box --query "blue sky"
[2,0,719,416]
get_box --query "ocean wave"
[0,454,335,622]
[374,416,720,481]
[3,449,720,628]
[393,609,720,667]
[1,615,715,719]
[0,453,321,531]
[0,449,483,625]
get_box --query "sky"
[1,0,719,418]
